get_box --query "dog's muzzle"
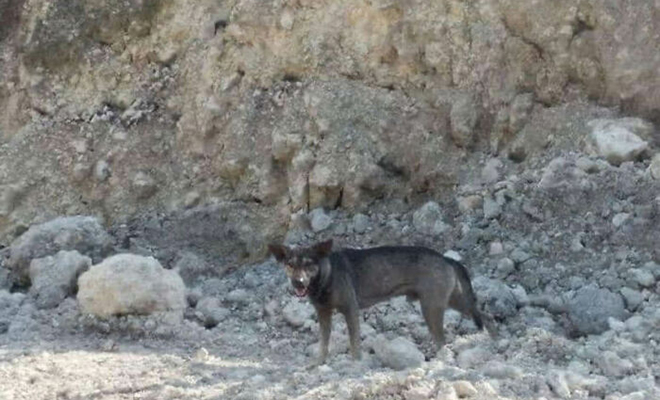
[291,278,308,297]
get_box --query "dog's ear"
[313,239,333,258]
[268,243,288,262]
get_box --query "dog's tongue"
[294,287,307,297]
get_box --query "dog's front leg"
[315,306,332,365]
[343,306,362,361]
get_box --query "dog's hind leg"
[419,296,447,348]
[449,291,483,330]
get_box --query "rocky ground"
[1,139,659,400]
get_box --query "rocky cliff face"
[0,0,659,255]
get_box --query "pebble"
[452,380,478,397]
[496,258,515,277]
[309,208,333,232]
[193,347,209,363]
[94,160,111,182]
[227,289,250,304]
[483,196,501,219]
[612,213,631,228]
[352,213,370,234]
[489,241,504,256]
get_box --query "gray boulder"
[373,336,425,370]
[8,216,113,284]
[173,251,216,286]
[586,118,650,166]
[567,285,627,335]
[29,250,91,309]
[472,276,518,319]
[195,297,230,328]
[412,201,447,236]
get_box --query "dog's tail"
[444,257,484,331]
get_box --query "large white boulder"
[77,254,186,319]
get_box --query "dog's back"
[329,246,484,331]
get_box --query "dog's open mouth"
[294,287,308,297]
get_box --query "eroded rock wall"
[0,0,659,248]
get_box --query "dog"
[268,239,490,365]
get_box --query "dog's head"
[268,239,333,298]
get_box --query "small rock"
[436,382,459,400]
[193,347,209,363]
[186,288,202,307]
[482,196,501,219]
[29,250,92,309]
[373,336,425,370]
[94,160,111,182]
[184,191,201,209]
[457,346,492,369]
[282,299,314,328]
[547,371,571,399]
[481,361,523,379]
[576,157,600,173]
[489,241,504,256]
[510,285,529,306]
[413,201,445,236]
[0,267,9,290]
[457,195,483,213]
[597,351,634,378]
[619,392,648,400]
[196,297,230,328]
[612,213,631,228]
[510,249,532,264]
[155,47,178,65]
[226,289,250,304]
[443,250,462,262]
[403,383,434,400]
[279,9,294,30]
[72,163,90,182]
[587,118,650,166]
[309,208,332,233]
[352,213,370,234]
[450,94,479,148]
[474,381,498,396]
[481,159,503,183]
[509,93,534,132]
[453,381,478,397]
[608,317,626,332]
[496,258,515,278]
[620,287,643,311]
[630,268,655,288]
[0,184,23,217]
[649,154,660,180]
[264,299,279,317]
[644,261,660,280]
[100,339,117,352]
[132,172,158,199]
[537,157,585,190]
[174,251,214,286]
[77,254,186,319]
